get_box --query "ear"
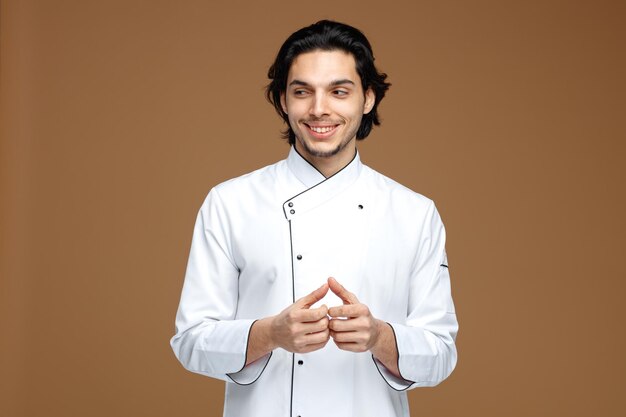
[280,92,288,115]
[363,88,375,115]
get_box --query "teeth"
[310,126,335,133]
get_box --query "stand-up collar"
[286,146,327,188]
[283,146,363,220]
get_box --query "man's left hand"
[327,277,383,352]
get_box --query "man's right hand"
[270,283,330,353]
[246,283,330,364]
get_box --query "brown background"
[1,0,625,416]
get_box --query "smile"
[309,125,335,133]
[304,123,339,136]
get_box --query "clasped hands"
[270,277,383,354]
[248,277,399,376]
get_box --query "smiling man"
[281,50,375,175]
[171,20,458,417]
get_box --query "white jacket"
[171,147,458,417]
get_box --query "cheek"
[336,100,365,121]
[285,100,308,120]
[287,109,301,124]
[287,113,305,133]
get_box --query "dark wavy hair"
[266,20,391,144]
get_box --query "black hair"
[266,20,391,144]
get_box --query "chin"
[301,140,343,158]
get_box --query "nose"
[309,92,330,118]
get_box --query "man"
[171,20,458,417]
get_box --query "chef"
[171,20,458,417]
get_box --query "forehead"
[288,50,360,85]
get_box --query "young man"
[171,20,458,417]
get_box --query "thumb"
[328,277,359,304]
[296,283,329,308]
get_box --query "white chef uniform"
[171,146,458,417]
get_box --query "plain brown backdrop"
[1,0,625,416]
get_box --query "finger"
[328,304,363,318]
[328,317,355,332]
[298,340,329,354]
[327,277,359,304]
[333,341,366,353]
[329,329,357,343]
[296,305,329,323]
[299,317,329,334]
[305,328,330,345]
[296,283,330,308]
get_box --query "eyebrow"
[288,79,356,88]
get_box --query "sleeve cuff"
[225,319,273,385]
[372,356,414,391]
[227,352,272,385]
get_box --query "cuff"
[227,352,272,385]
[225,319,273,385]
[372,356,414,391]
[371,322,415,391]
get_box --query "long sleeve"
[374,201,458,390]
[170,188,271,385]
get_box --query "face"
[281,50,375,166]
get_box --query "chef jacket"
[171,147,458,417]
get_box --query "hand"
[327,277,383,352]
[269,283,331,354]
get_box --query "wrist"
[370,319,386,354]
[370,319,385,356]
[257,316,278,352]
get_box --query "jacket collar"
[286,146,326,187]
[283,146,363,220]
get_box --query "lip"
[304,123,340,139]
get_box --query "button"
[290,209,295,214]
[288,202,293,207]
[298,360,304,365]
[296,254,302,260]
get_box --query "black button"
[298,360,304,365]
[290,209,295,214]
[358,204,363,209]
[296,254,302,260]
[288,202,293,207]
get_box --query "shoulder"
[207,158,287,202]
[360,164,446,238]
[361,164,435,212]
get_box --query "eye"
[333,89,349,97]
[293,89,309,97]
